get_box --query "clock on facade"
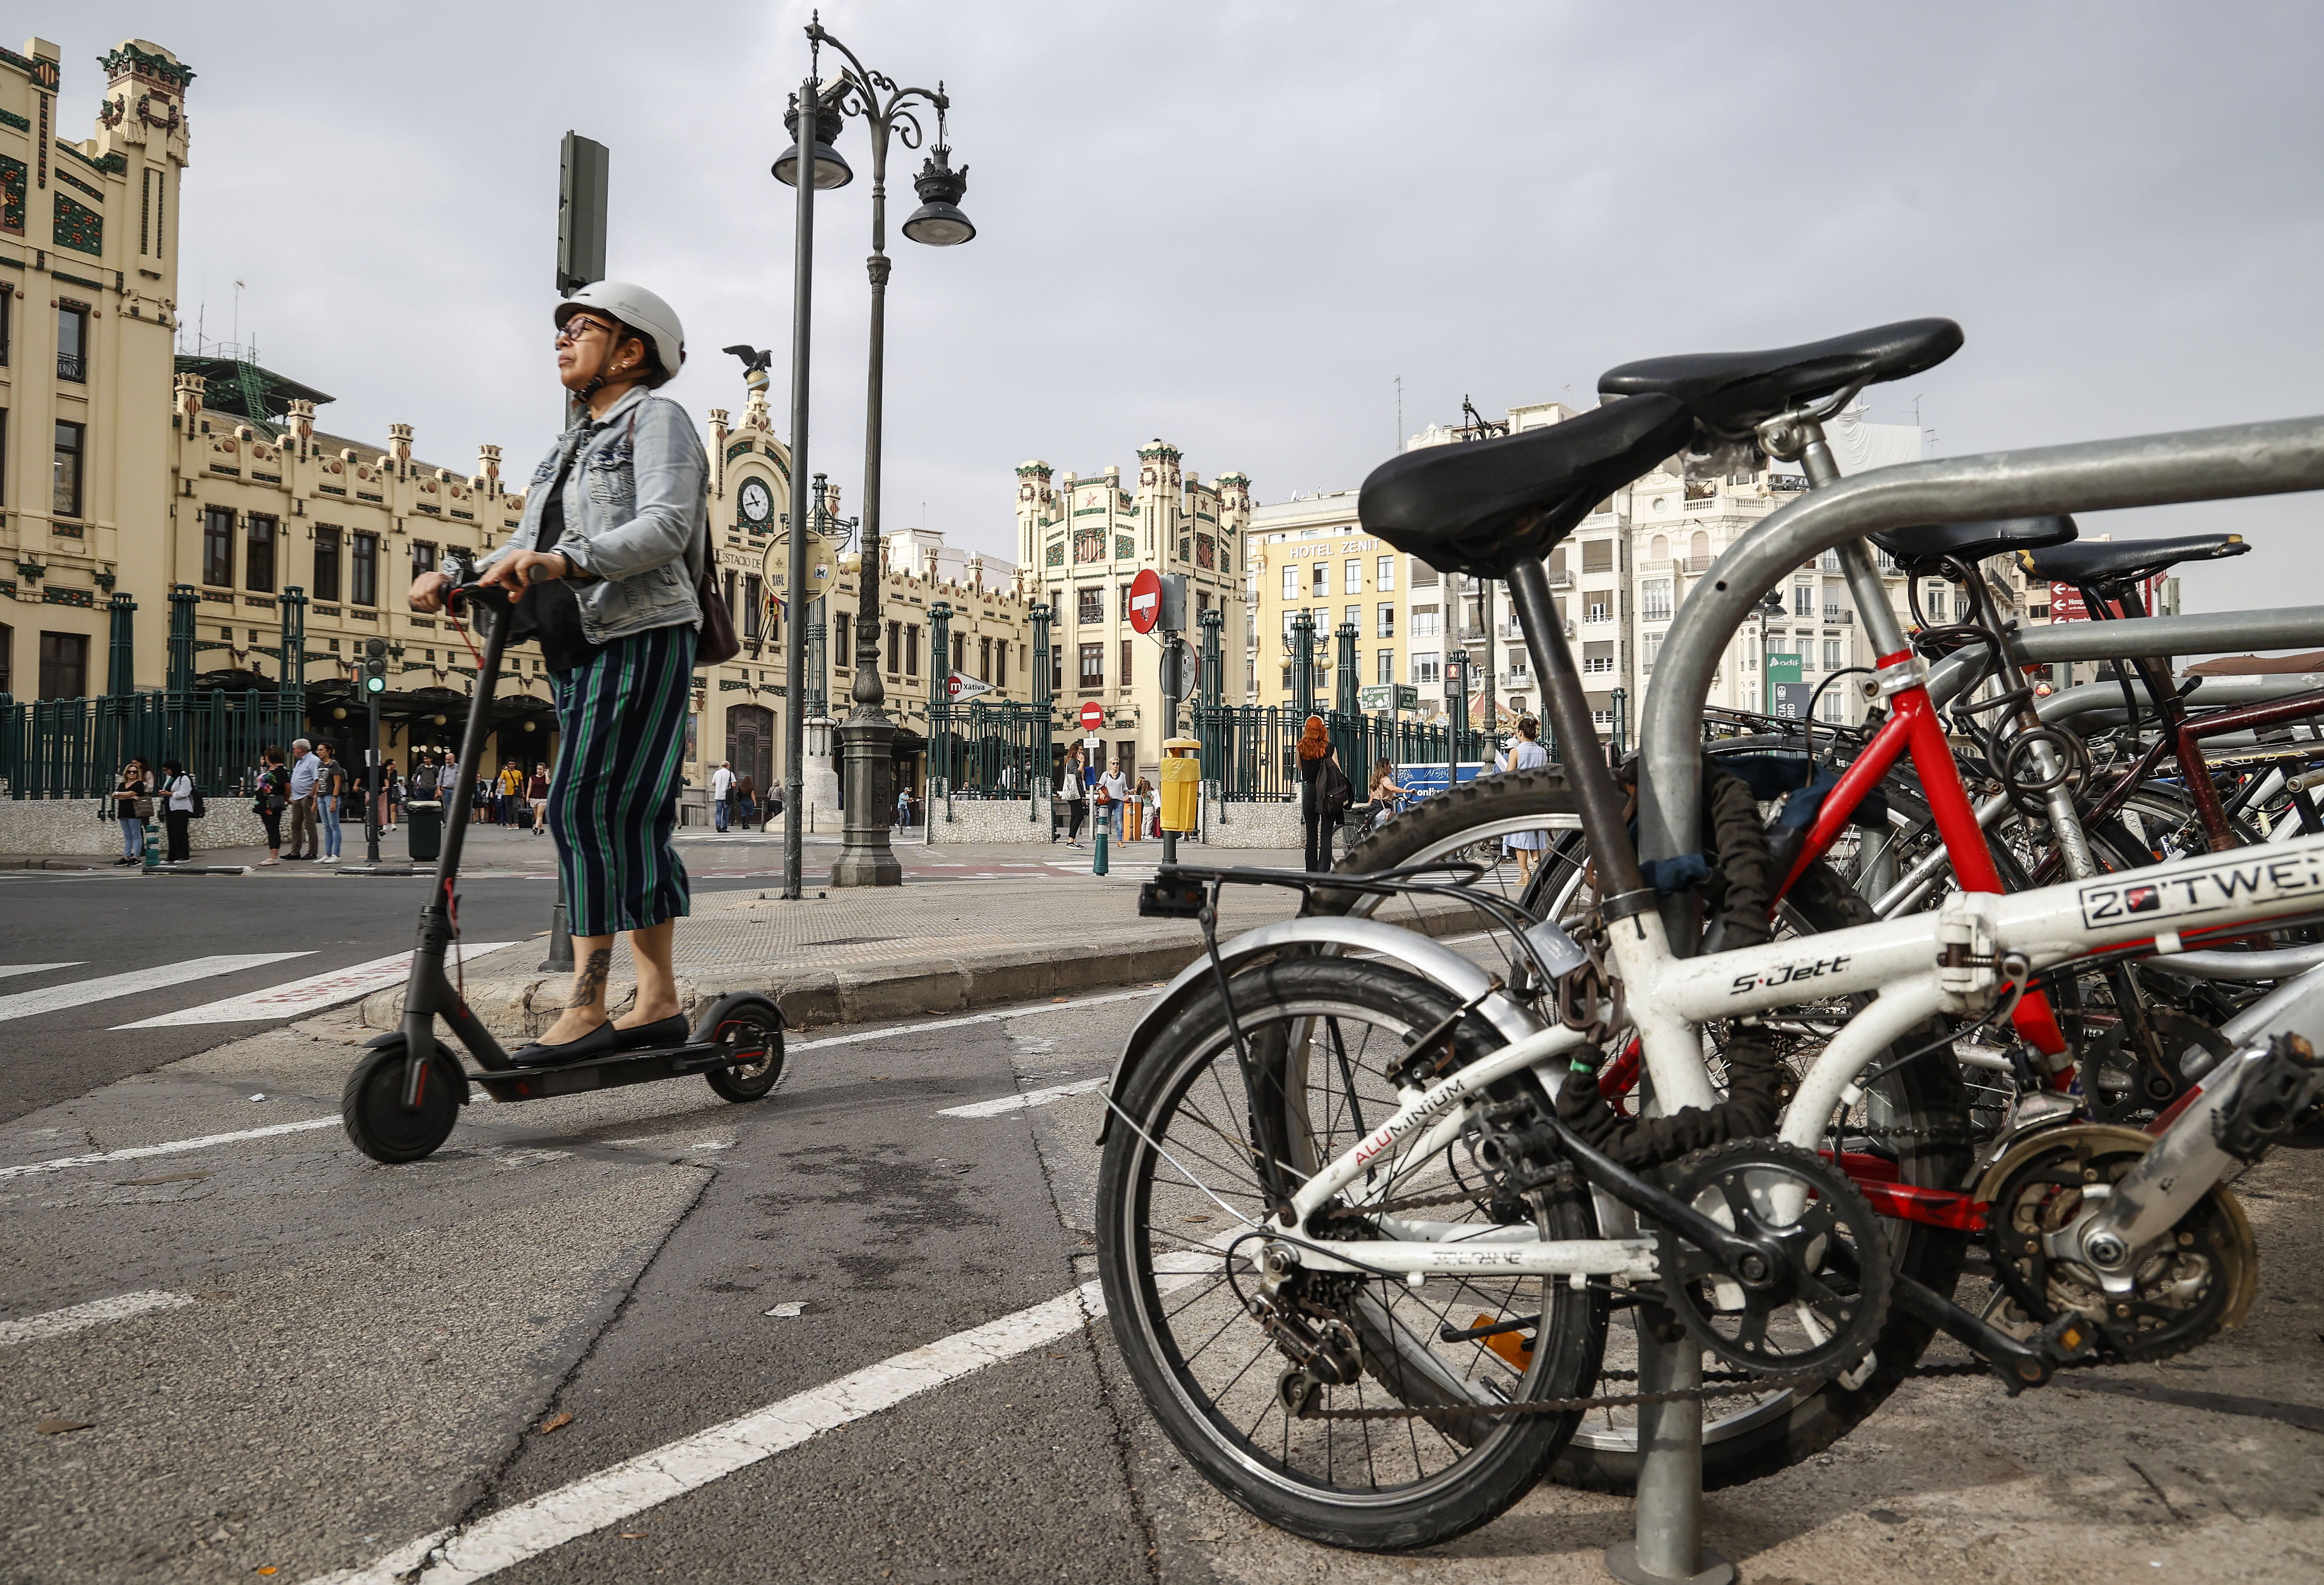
[738,477,774,527]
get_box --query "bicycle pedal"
[1471,1314,1534,1372]
[2040,1310,2100,1367]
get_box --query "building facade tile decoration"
[0,153,22,232]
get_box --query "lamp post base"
[830,708,903,887]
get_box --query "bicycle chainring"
[1652,1137,1891,1379]
[1975,1123,2258,1363]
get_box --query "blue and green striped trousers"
[547,623,696,936]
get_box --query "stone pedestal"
[830,709,902,887]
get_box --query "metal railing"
[2,689,305,800]
[1194,705,1487,802]
[57,351,86,384]
[926,698,1052,800]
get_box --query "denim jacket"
[480,386,707,645]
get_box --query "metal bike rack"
[1613,412,2324,1583]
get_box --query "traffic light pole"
[366,692,382,865]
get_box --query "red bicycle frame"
[1775,650,2070,1056]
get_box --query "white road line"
[0,1117,340,1181]
[0,953,312,1022]
[788,985,1156,1051]
[0,1290,194,1346]
[112,944,520,1028]
[937,1075,1108,1118]
[0,962,83,982]
[306,1280,1112,1585]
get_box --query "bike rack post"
[1605,1307,1732,1585]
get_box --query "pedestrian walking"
[1099,756,1130,843]
[284,737,322,859]
[894,783,911,831]
[160,759,197,862]
[1059,744,1088,846]
[529,763,551,832]
[711,759,734,831]
[110,757,152,865]
[1125,776,1153,845]
[316,742,345,862]
[410,278,704,1065]
[385,765,404,832]
[1499,716,1552,884]
[254,746,290,866]
[498,760,526,826]
[734,775,757,828]
[1297,716,1352,873]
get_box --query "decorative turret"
[97,40,193,166]
[174,371,205,424]
[387,423,414,465]
[477,444,501,487]
[283,398,315,444]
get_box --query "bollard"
[1093,821,1108,876]
[143,816,161,872]
[1604,1309,1732,1585]
[539,874,575,973]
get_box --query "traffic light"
[363,637,389,694]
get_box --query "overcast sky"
[48,2,2324,612]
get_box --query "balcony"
[1825,607,1853,625]
[1683,554,1714,574]
[57,351,86,384]
[1546,568,1573,588]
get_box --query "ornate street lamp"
[786,18,974,888]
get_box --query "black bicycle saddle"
[1599,319,1963,434]
[1357,395,1691,579]
[2023,534,2248,585]
[1870,515,2077,570]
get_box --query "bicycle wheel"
[1096,957,1604,1551]
[1318,770,1974,1492]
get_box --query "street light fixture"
[779,17,974,889]
[772,86,853,190]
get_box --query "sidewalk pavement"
[357,855,1470,1038]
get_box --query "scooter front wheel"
[342,1041,462,1162]
[701,997,786,1103]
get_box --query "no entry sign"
[1079,700,1106,731]
[1127,568,1163,635]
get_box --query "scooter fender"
[1094,915,1547,1144]
[691,992,786,1051]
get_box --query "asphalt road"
[7,882,2324,1582]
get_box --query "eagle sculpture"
[722,345,774,375]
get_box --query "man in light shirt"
[286,737,323,861]
[710,760,735,832]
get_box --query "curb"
[0,856,111,871]
[359,902,1490,1040]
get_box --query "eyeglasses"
[555,316,614,345]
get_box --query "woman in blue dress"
[1498,716,1551,885]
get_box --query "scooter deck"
[465,1039,762,1102]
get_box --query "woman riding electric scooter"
[408,280,706,1066]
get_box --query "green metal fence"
[926,699,1054,800]
[1,688,307,800]
[1193,706,1491,802]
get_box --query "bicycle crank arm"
[1542,1113,1772,1280]
[1889,1272,2097,1393]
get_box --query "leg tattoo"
[570,948,612,1011]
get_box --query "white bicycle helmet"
[555,280,685,387]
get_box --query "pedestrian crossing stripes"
[0,961,82,982]
[112,944,520,1028]
[0,1290,194,1347]
[0,955,312,1022]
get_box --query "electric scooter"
[340,557,785,1164]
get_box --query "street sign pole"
[365,693,382,865]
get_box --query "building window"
[1343,605,1360,633]
[1582,642,1616,676]
[951,632,966,674]
[1311,564,1327,599]
[351,532,378,607]
[53,420,86,518]
[996,642,1007,690]
[0,290,10,366]
[724,570,739,623]
[1196,590,1211,619]
[246,514,277,593]
[886,620,901,674]
[1824,639,1842,670]
[1411,605,1439,638]
[1643,633,1662,673]
[1119,638,1133,686]
[1640,578,1673,622]
[1793,583,1814,617]
[1280,665,1293,690]
[1413,652,1440,685]
[743,574,763,640]
[1377,604,1394,638]
[56,305,89,384]
[1375,648,1394,684]
[1583,538,1614,574]
[1078,587,1103,624]
[1079,641,1104,690]
[0,622,10,694]
[978,635,992,680]
[835,612,851,663]
[1050,643,1062,693]
[1344,560,1362,594]
[1119,581,1136,620]
[38,631,88,699]
[1823,690,1844,722]
[312,527,341,602]
[200,507,234,587]
[1586,599,1610,624]
[906,624,920,676]
[1648,534,1668,561]
[1925,584,1949,620]
[1280,566,1297,600]
[1377,556,1395,591]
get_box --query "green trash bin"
[406,799,444,863]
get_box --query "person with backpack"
[159,759,198,862]
[252,746,290,867]
[409,279,706,1068]
[1297,715,1352,872]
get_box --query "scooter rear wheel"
[704,1004,785,1103]
[342,1042,461,1163]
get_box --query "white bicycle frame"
[1265,833,2324,1282]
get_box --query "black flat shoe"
[612,1014,689,1051]
[508,1020,620,1067]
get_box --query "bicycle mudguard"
[1095,915,1545,1144]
